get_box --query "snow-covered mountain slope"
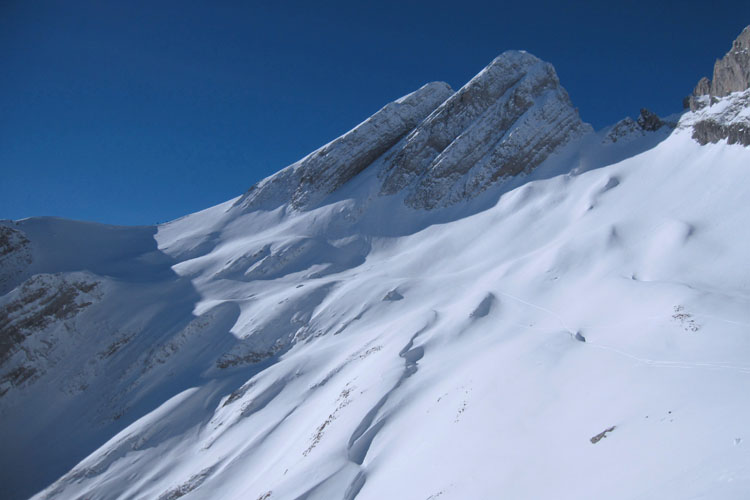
[2,31,750,500]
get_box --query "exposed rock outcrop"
[688,26,750,110]
[603,109,673,144]
[711,26,750,98]
[636,108,665,132]
[0,274,100,396]
[378,51,592,209]
[683,26,750,146]
[0,225,32,296]
[234,81,454,211]
[602,117,641,144]
[694,76,712,97]
[684,89,750,146]
[234,51,591,212]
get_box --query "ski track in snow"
[496,287,750,375]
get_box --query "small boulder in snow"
[382,289,404,301]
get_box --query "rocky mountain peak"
[602,108,675,144]
[687,25,750,110]
[234,50,591,212]
[680,26,750,147]
[234,81,454,212]
[378,50,592,209]
[636,108,665,131]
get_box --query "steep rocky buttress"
[685,26,750,146]
[378,51,591,209]
[234,82,454,211]
[235,50,591,212]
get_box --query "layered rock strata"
[688,26,750,111]
[235,51,591,212]
[685,26,750,146]
[235,81,454,211]
[378,51,591,209]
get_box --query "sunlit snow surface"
[3,117,750,499]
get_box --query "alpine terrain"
[2,27,750,500]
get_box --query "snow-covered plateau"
[2,29,750,500]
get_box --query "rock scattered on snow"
[590,426,616,444]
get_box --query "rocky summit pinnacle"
[688,25,750,110]
[683,25,750,147]
[379,51,591,209]
[235,51,591,212]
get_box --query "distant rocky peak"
[687,25,750,110]
[603,108,674,144]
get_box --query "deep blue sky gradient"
[2,1,749,225]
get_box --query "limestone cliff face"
[234,51,591,212]
[684,26,750,146]
[688,26,750,110]
[378,51,591,209]
[682,88,750,146]
[711,26,750,98]
[234,81,454,211]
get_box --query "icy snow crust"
[2,63,750,500]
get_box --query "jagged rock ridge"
[3,30,750,500]
[688,25,750,110]
[235,51,591,212]
[683,25,750,146]
[234,82,454,211]
[682,88,750,146]
[603,108,676,144]
[378,51,591,209]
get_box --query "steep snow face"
[3,110,750,500]
[379,51,592,209]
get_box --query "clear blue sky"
[2,1,748,225]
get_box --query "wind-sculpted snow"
[378,51,592,209]
[3,43,750,500]
[234,81,453,211]
[4,127,749,500]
